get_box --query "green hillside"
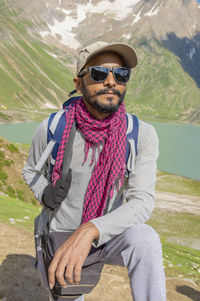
[0,1,74,122]
[0,137,36,204]
[125,39,200,123]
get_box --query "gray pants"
[75,224,166,301]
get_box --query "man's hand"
[48,222,99,289]
[42,169,72,210]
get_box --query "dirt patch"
[0,222,200,301]
[156,191,200,215]
[0,223,49,301]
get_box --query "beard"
[81,80,126,114]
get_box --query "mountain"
[0,0,200,123]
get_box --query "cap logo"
[80,48,89,55]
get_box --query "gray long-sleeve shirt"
[22,116,159,247]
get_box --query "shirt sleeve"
[22,118,50,203]
[90,121,159,247]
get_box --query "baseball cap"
[76,41,138,76]
[68,41,138,97]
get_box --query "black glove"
[42,169,72,210]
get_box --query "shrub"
[16,188,25,201]
[0,168,8,181]
[3,159,11,167]
[6,185,16,197]
[7,143,19,153]
[31,198,38,206]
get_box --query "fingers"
[74,262,82,284]
[49,254,83,289]
[48,255,59,289]
[48,251,68,289]
[65,259,83,284]
[56,261,68,287]
[65,260,75,284]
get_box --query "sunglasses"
[79,66,131,84]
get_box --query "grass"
[148,211,200,247]
[0,138,37,204]
[0,149,11,181]
[162,240,200,285]
[0,195,41,232]
[0,112,12,122]
[156,170,200,197]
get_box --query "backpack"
[35,96,139,173]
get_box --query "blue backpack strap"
[47,97,81,167]
[47,112,56,143]
[62,96,82,110]
[47,96,81,146]
[125,113,139,164]
[47,112,66,166]
[34,111,65,172]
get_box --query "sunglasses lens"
[90,67,108,82]
[89,66,130,83]
[114,68,130,83]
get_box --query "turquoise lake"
[0,121,199,181]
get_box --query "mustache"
[95,88,122,97]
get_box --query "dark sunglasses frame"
[79,66,131,84]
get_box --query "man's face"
[75,52,127,114]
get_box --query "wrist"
[87,222,99,240]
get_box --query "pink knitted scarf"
[51,97,126,223]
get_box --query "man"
[23,41,166,301]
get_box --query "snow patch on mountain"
[132,8,143,25]
[39,0,142,48]
[144,0,164,16]
[122,33,131,40]
[39,15,81,48]
[56,0,142,21]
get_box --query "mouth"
[95,89,121,97]
[100,92,117,96]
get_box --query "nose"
[103,71,116,87]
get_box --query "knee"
[123,224,161,252]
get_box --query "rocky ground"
[0,221,200,301]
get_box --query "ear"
[73,77,82,94]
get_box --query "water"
[0,122,39,144]
[149,122,200,181]
[0,121,200,181]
